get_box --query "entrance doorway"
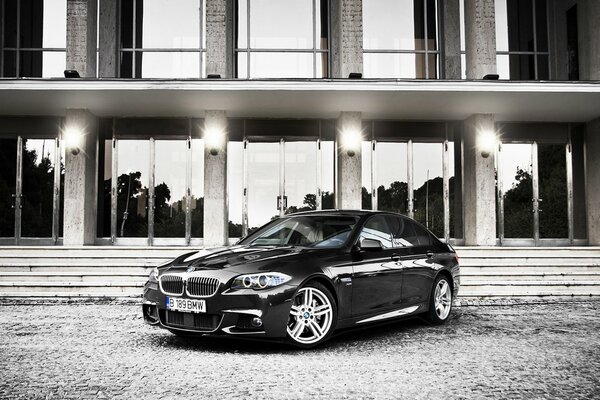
[0,136,63,245]
[497,141,571,245]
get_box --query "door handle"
[426,251,434,259]
[391,253,400,262]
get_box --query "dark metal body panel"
[142,210,460,341]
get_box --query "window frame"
[233,0,331,79]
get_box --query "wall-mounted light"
[204,125,226,156]
[341,128,361,157]
[63,126,83,155]
[478,129,497,158]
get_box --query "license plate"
[166,297,206,313]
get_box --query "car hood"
[161,245,314,275]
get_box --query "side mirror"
[360,238,383,251]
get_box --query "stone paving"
[0,300,599,400]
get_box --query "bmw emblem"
[186,266,195,273]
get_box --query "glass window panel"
[140,52,200,78]
[425,0,438,50]
[448,141,462,239]
[509,54,535,80]
[315,52,328,78]
[501,143,533,238]
[247,142,280,231]
[284,141,317,214]
[228,141,244,238]
[141,0,200,48]
[412,143,443,238]
[495,0,509,52]
[154,140,187,238]
[19,0,43,48]
[43,0,67,48]
[316,0,328,50]
[361,141,372,210]
[2,50,17,77]
[120,51,134,78]
[507,0,534,52]
[116,140,149,238]
[535,0,548,52]
[18,51,43,77]
[21,139,56,238]
[98,139,112,238]
[120,0,135,48]
[236,51,248,78]
[537,55,549,80]
[497,54,510,79]
[249,52,313,78]
[538,144,568,239]
[3,0,18,47]
[237,0,248,48]
[363,0,418,50]
[0,138,18,237]
[58,143,65,237]
[376,142,408,215]
[42,51,66,77]
[249,0,312,49]
[364,53,433,79]
[191,139,205,238]
[321,141,335,209]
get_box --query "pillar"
[63,109,98,245]
[578,0,600,80]
[464,0,496,79]
[463,114,496,245]
[206,0,234,78]
[66,0,98,77]
[586,118,600,244]
[98,0,118,78]
[336,112,362,209]
[442,0,462,79]
[203,111,228,248]
[331,0,363,78]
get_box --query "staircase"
[0,246,599,299]
[457,247,600,298]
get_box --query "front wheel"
[286,282,337,348]
[426,275,453,324]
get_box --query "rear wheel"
[286,282,337,348]
[426,275,453,324]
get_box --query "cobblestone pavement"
[1,300,599,400]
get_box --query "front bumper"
[142,280,297,338]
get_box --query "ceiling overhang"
[0,78,598,122]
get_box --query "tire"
[426,274,453,325]
[286,281,337,349]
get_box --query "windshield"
[241,215,360,248]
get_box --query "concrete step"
[0,266,153,273]
[0,273,147,283]
[458,258,600,266]
[460,285,600,297]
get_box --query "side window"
[412,221,432,247]
[359,215,393,248]
[386,216,418,247]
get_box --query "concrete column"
[63,109,98,245]
[464,0,496,79]
[98,0,118,78]
[66,0,98,77]
[206,0,234,78]
[336,112,362,209]
[585,118,600,244]
[203,111,228,248]
[442,0,462,79]
[331,0,363,78]
[463,114,496,245]
[578,0,600,80]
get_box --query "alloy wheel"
[434,279,452,320]
[287,287,334,345]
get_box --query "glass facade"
[119,0,205,78]
[363,0,439,79]
[235,0,329,78]
[0,0,67,77]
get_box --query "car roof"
[285,209,391,217]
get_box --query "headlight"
[148,267,158,282]
[231,272,292,290]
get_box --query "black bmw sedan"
[142,210,460,348]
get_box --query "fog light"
[251,317,263,328]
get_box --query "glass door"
[498,141,571,245]
[0,138,18,240]
[284,141,318,214]
[412,142,444,238]
[373,141,408,215]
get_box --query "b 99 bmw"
[142,210,460,348]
